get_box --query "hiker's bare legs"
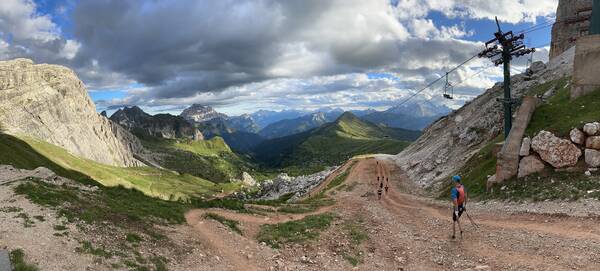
[457,219,463,238]
[452,221,456,238]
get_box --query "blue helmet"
[452,175,462,183]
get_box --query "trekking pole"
[465,211,480,229]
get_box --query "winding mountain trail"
[185,158,600,270]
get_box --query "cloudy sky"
[0,0,558,115]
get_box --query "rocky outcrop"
[393,47,575,187]
[241,172,256,187]
[550,0,593,60]
[0,165,56,183]
[586,149,600,167]
[231,172,257,187]
[518,155,546,178]
[254,167,336,201]
[110,106,203,141]
[526,61,546,75]
[531,131,582,168]
[0,59,143,167]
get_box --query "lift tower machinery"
[479,17,535,138]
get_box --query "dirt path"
[185,157,600,270]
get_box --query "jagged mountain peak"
[180,104,228,123]
[110,106,203,141]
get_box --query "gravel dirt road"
[185,157,600,270]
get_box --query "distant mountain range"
[362,101,451,130]
[259,112,336,139]
[249,109,307,129]
[103,101,450,156]
[252,112,421,175]
[173,102,450,152]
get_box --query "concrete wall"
[491,96,540,188]
[571,35,600,99]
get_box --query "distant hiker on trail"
[451,175,467,239]
[378,181,383,200]
[385,177,389,193]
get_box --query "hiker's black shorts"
[452,205,464,221]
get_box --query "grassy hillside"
[526,77,600,137]
[196,118,264,153]
[253,112,417,175]
[174,136,232,155]
[136,134,253,183]
[139,134,276,182]
[0,133,232,200]
[439,77,600,200]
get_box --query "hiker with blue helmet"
[450,175,467,239]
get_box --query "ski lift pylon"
[443,72,454,99]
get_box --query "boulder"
[519,137,531,156]
[241,172,256,187]
[526,61,546,75]
[531,130,582,168]
[583,122,600,136]
[585,136,600,150]
[518,155,546,178]
[586,149,600,167]
[570,128,586,145]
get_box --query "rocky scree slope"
[0,59,143,167]
[393,48,576,188]
[110,106,203,141]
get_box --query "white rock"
[241,172,256,187]
[569,128,586,145]
[585,149,600,168]
[519,137,531,156]
[585,136,600,150]
[518,155,546,178]
[583,122,600,136]
[531,130,582,168]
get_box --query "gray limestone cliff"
[550,0,593,59]
[0,59,143,167]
